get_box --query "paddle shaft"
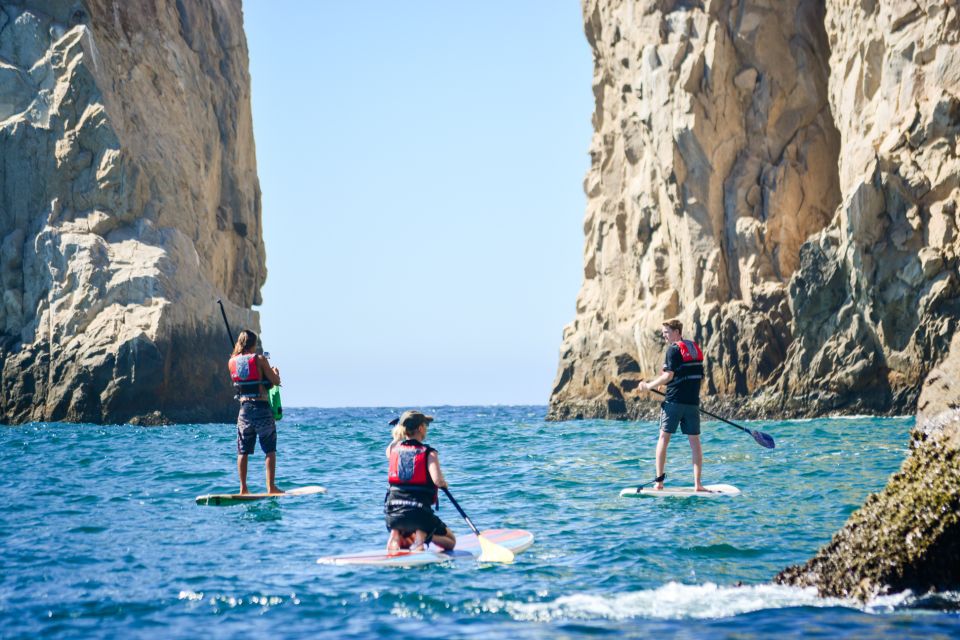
[649,389,752,434]
[441,487,482,537]
[217,299,236,347]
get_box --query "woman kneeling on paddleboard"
[384,411,456,552]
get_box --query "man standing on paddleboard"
[635,319,707,492]
[228,329,284,495]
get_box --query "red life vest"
[670,339,704,384]
[675,340,703,363]
[388,440,438,506]
[228,353,262,399]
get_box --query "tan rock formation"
[776,0,960,416]
[549,0,841,419]
[0,1,263,424]
[557,0,960,600]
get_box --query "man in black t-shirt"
[636,319,706,491]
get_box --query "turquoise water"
[3,406,959,639]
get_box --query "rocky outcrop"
[0,1,263,424]
[775,333,960,600]
[549,0,960,421]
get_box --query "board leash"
[628,473,665,494]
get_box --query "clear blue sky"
[243,2,592,407]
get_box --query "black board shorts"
[237,401,277,455]
[384,501,449,541]
[659,401,701,435]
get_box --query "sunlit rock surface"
[0,1,262,424]
[550,0,960,421]
[549,0,840,420]
[774,0,960,417]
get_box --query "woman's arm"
[257,355,281,386]
[427,451,448,489]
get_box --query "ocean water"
[2,406,958,639]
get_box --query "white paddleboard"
[317,528,534,567]
[195,485,326,506]
[619,483,741,498]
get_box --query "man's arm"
[637,370,674,392]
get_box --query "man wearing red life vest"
[636,319,707,492]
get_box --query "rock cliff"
[0,0,262,424]
[550,0,960,421]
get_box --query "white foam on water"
[865,589,960,612]
[500,582,854,622]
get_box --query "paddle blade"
[751,430,776,449]
[477,535,515,563]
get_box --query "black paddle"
[648,389,775,449]
[216,299,235,347]
[441,487,514,563]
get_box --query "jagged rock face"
[0,0,262,424]
[551,0,960,421]
[776,333,960,600]
[774,1,960,416]
[549,0,841,420]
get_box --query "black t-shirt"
[662,342,703,405]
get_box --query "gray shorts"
[659,401,700,435]
[237,401,277,455]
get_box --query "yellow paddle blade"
[477,535,515,563]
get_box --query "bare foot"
[268,486,285,494]
[386,531,400,551]
[239,488,250,495]
[695,486,709,492]
[653,483,664,490]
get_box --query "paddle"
[441,487,515,563]
[648,389,775,449]
[216,299,235,346]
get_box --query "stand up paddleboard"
[317,528,534,567]
[195,485,326,506]
[619,483,741,498]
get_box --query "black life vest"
[228,353,263,399]
[668,339,704,385]
[387,439,438,507]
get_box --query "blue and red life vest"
[228,353,263,399]
[388,439,438,507]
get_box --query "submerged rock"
[0,1,263,424]
[776,335,960,600]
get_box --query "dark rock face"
[0,1,263,424]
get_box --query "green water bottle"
[263,351,283,421]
